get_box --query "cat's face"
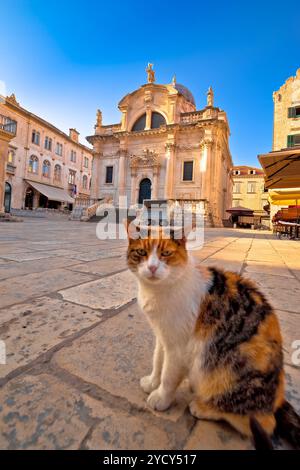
[126,227,188,285]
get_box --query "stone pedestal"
[90,152,103,200]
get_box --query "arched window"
[8,149,15,164]
[131,112,166,131]
[28,155,39,174]
[132,113,146,132]
[42,160,50,177]
[151,112,166,129]
[82,175,88,189]
[54,164,61,181]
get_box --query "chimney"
[69,128,79,143]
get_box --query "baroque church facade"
[87,65,233,226]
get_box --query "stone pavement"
[0,216,299,450]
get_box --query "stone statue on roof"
[207,86,214,107]
[146,63,155,83]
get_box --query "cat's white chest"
[137,273,204,348]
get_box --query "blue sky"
[1,0,299,166]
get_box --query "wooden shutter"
[288,107,296,118]
[287,135,294,147]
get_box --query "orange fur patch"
[239,313,282,373]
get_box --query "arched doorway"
[25,187,34,209]
[138,178,151,204]
[4,182,12,213]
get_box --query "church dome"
[173,83,195,106]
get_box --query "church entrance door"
[4,182,12,213]
[138,178,151,204]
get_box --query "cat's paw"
[140,375,160,394]
[189,399,204,419]
[147,389,173,411]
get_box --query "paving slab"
[52,303,190,422]
[59,270,137,310]
[184,420,252,450]
[244,260,293,278]
[0,257,80,281]
[67,257,127,276]
[201,257,244,273]
[68,251,123,262]
[0,269,95,308]
[245,272,300,314]
[0,297,104,378]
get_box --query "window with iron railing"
[68,169,76,184]
[0,114,17,135]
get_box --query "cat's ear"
[123,218,140,240]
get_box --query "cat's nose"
[148,265,158,274]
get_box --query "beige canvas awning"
[258,148,300,189]
[268,188,300,206]
[26,180,74,203]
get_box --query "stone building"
[87,65,233,226]
[273,68,300,150]
[232,165,269,214]
[259,68,300,222]
[0,94,93,212]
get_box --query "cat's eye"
[136,249,147,256]
[161,250,172,257]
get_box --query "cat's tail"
[249,417,274,450]
[275,400,300,449]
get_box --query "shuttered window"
[288,107,300,118]
[183,161,193,181]
[105,166,113,183]
[287,134,300,147]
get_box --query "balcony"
[0,114,17,136]
[6,163,16,175]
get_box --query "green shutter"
[287,135,294,147]
[288,107,296,118]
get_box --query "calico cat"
[126,223,300,449]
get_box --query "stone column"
[118,149,126,198]
[201,137,213,202]
[145,108,151,130]
[130,169,137,204]
[164,142,175,199]
[152,168,159,199]
[0,129,14,214]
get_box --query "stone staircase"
[70,198,104,221]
